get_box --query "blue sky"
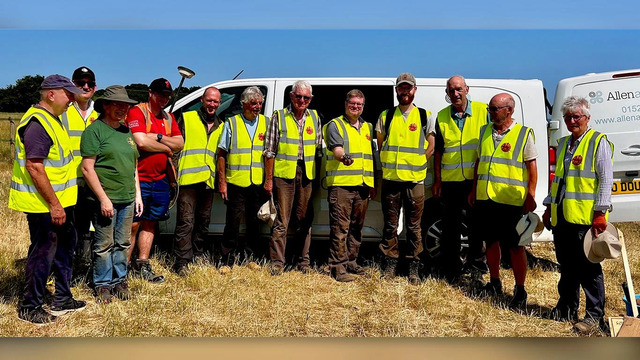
[1,1,639,104]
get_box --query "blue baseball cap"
[40,74,83,95]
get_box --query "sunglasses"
[293,94,312,101]
[487,106,509,112]
[74,79,96,88]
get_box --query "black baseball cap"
[72,66,95,81]
[149,78,173,94]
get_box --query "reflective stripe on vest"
[476,123,531,206]
[274,108,318,180]
[322,116,374,187]
[550,130,613,226]
[9,107,78,213]
[61,103,98,178]
[380,107,429,181]
[437,101,487,181]
[226,114,267,187]
[176,111,222,187]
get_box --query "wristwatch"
[157,133,163,142]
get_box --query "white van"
[550,69,640,223]
[160,77,551,257]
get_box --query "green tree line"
[0,75,200,112]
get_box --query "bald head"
[488,93,515,126]
[446,75,469,111]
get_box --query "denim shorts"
[135,177,170,222]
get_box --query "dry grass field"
[0,113,638,337]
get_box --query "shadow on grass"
[0,258,26,305]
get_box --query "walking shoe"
[408,260,422,285]
[113,281,132,301]
[509,286,528,309]
[50,298,87,316]
[95,286,113,304]
[296,264,313,274]
[333,272,356,283]
[136,260,165,283]
[477,278,503,297]
[572,318,602,335]
[270,264,284,276]
[382,257,398,279]
[18,306,57,325]
[347,264,367,276]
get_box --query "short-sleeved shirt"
[478,120,537,161]
[125,104,181,182]
[18,105,58,159]
[80,119,140,204]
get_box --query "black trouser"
[440,180,473,275]
[173,183,215,266]
[73,183,93,268]
[222,183,269,259]
[552,205,605,322]
[22,207,77,309]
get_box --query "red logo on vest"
[258,133,265,141]
[572,155,583,166]
[409,123,417,131]
[366,134,371,141]
[306,126,313,135]
[501,143,512,152]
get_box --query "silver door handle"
[621,145,640,156]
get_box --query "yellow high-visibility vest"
[322,116,374,187]
[550,129,613,226]
[9,106,78,213]
[226,114,267,187]
[476,123,533,206]
[380,107,429,181]
[437,101,487,181]
[177,111,223,187]
[273,108,318,180]
[61,103,98,178]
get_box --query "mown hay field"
[0,112,638,337]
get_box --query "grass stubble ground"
[0,113,638,338]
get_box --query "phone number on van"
[621,105,640,113]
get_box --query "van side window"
[172,86,268,122]
[283,85,393,126]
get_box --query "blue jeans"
[92,201,134,287]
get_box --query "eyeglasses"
[294,94,311,101]
[347,101,364,108]
[563,114,586,121]
[74,80,96,88]
[487,106,509,112]
[446,87,465,95]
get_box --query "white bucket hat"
[516,212,544,246]
[583,222,622,263]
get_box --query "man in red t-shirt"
[125,78,184,283]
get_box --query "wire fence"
[0,114,19,161]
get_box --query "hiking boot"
[136,260,165,283]
[50,298,87,316]
[382,257,398,279]
[572,318,602,335]
[113,281,132,301]
[18,306,57,325]
[174,264,189,277]
[408,260,422,285]
[95,286,113,304]
[347,264,366,276]
[296,264,313,274]
[509,286,528,309]
[477,278,503,297]
[270,264,284,276]
[333,272,356,283]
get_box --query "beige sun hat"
[583,222,622,263]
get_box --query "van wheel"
[423,218,469,260]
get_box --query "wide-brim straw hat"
[583,222,622,263]
[94,85,137,113]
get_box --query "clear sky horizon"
[1,1,639,105]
